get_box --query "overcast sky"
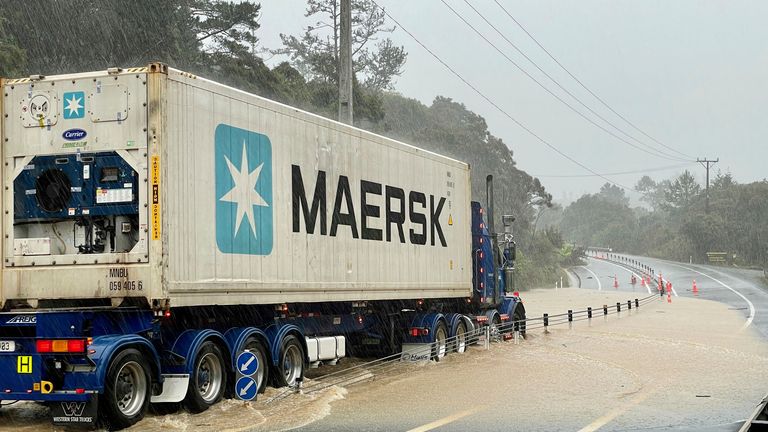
[257,1,768,204]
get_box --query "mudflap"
[51,398,98,427]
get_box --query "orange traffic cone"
[692,280,698,296]
[613,276,619,289]
[667,291,672,303]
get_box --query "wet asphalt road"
[573,255,768,341]
[295,257,768,432]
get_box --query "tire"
[184,341,227,413]
[242,337,270,394]
[272,335,305,388]
[100,348,151,430]
[490,315,501,341]
[432,321,448,361]
[513,308,527,339]
[453,321,467,354]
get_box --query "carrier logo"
[62,128,87,141]
[62,91,85,119]
[5,315,36,324]
[215,124,273,255]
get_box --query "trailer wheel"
[184,341,227,413]
[273,335,305,388]
[513,307,527,339]
[453,321,467,354]
[432,321,448,361]
[243,337,270,394]
[490,315,501,341]
[101,348,151,430]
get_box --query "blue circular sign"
[236,351,259,377]
[235,376,257,401]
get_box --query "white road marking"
[606,255,678,296]
[406,406,482,432]
[580,265,602,291]
[666,262,755,330]
[595,258,651,295]
[657,275,679,297]
[578,388,656,432]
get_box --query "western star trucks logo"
[215,124,273,255]
[62,91,85,119]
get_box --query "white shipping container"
[0,65,472,309]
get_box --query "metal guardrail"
[264,292,658,403]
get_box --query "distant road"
[573,255,768,341]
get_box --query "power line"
[532,163,696,178]
[440,0,689,163]
[491,0,695,160]
[458,0,689,163]
[369,1,638,192]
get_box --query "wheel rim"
[455,324,467,353]
[435,327,447,359]
[114,361,146,417]
[246,343,267,389]
[282,344,302,386]
[490,318,501,340]
[196,352,223,403]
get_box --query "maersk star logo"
[215,124,273,255]
[62,91,85,119]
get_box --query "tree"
[0,9,25,77]
[636,176,661,211]
[598,183,629,206]
[276,0,407,90]
[711,171,737,191]
[665,170,701,209]
[0,0,261,75]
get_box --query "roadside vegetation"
[0,0,570,288]
[557,172,768,268]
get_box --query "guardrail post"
[627,300,632,313]
[484,325,490,350]
[587,307,592,327]
[616,302,621,318]
[603,304,608,322]
[635,298,640,309]
[568,310,573,330]
[543,313,549,333]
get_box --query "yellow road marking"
[407,406,482,432]
[578,388,656,432]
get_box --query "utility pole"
[697,157,718,213]
[338,0,353,124]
